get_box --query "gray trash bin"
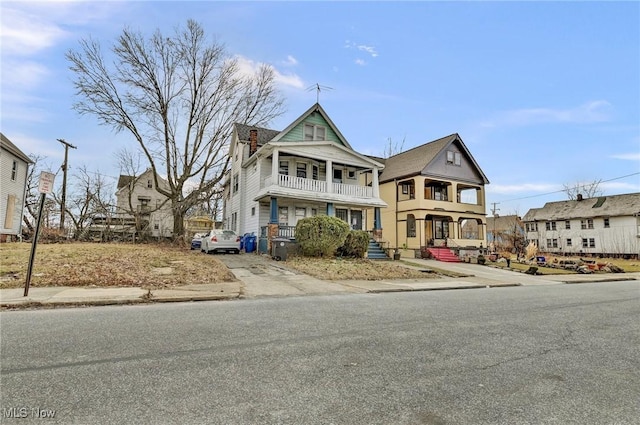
[271,238,289,261]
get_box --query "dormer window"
[304,124,326,141]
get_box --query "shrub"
[338,230,370,258]
[295,216,350,257]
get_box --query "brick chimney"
[249,129,258,156]
[577,193,583,201]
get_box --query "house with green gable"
[223,103,387,251]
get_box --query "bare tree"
[51,166,114,239]
[383,136,406,158]
[563,179,603,200]
[67,20,285,237]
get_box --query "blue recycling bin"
[240,233,250,251]
[245,235,257,253]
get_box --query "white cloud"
[0,6,69,56]
[235,55,304,89]
[1,60,49,89]
[344,40,379,58]
[355,59,366,66]
[483,100,613,128]
[282,55,298,66]
[610,152,640,161]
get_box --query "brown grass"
[0,242,235,289]
[285,257,433,280]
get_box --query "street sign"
[38,171,55,194]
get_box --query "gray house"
[0,133,33,242]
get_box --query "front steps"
[367,239,389,260]
[427,247,460,262]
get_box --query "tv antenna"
[306,83,333,103]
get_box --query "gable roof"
[0,133,33,164]
[378,133,489,184]
[270,103,353,149]
[522,192,640,221]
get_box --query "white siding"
[0,149,29,236]
[242,161,260,235]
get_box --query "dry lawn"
[0,242,235,289]
[285,257,433,280]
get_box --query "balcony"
[257,174,386,207]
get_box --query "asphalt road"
[1,282,639,425]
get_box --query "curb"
[562,277,637,284]
[0,294,241,310]
[368,282,523,293]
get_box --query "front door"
[351,210,362,230]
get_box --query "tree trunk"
[172,205,185,239]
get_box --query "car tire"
[235,249,240,254]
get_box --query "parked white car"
[201,230,241,254]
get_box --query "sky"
[1,0,639,217]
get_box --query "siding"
[0,150,29,236]
[279,114,345,146]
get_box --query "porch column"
[374,207,382,230]
[271,149,279,181]
[326,202,334,216]
[372,166,380,198]
[269,197,278,224]
[326,159,333,193]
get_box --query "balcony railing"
[262,174,373,198]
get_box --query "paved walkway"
[1,254,637,309]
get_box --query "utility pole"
[57,138,77,232]
[491,202,500,252]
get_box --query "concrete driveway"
[213,252,363,298]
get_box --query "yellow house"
[366,133,489,252]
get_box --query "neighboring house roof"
[522,192,640,221]
[378,133,489,184]
[117,175,135,189]
[234,123,280,146]
[0,133,33,164]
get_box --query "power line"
[495,172,640,203]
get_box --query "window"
[303,123,326,141]
[279,161,289,175]
[296,162,307,178]
[546,239,557,248]
[333,168,343,183]
[587,219,594,229]
[545,221,556,231]
[589,238,595,248]
[446,151,461,166]
[565,220,571,230]
[231,212,237,231]
[154,223,159,230]
[566,238,572,247]
[582,238,588,248]
[312,165,319,180]
[147,180,152,189]
[603,218,610,228]
[400,181,415,199]
[432,186,448,201]
[251,207,255,216]
[545,222,550,230]
[232,173,239,194]
[11,161,17,181]
[347,170,356,180]
[581,219,594,229]
[407,214,416,237]
[278,207,288,226]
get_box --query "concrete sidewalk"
[1,257,637,309]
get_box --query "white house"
[0,133,33,242]
[223,103,387,250]
[522,193,640,258]
[115,168,174,238]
